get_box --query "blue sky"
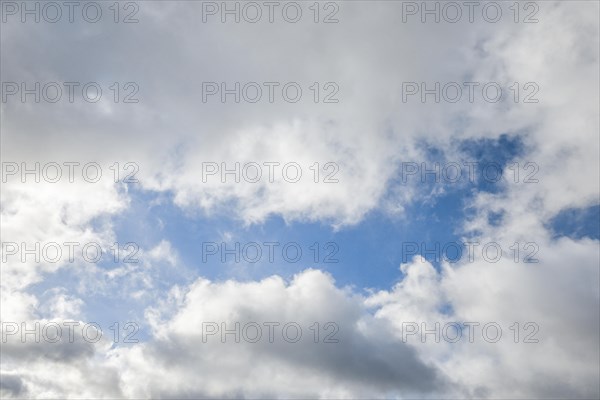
[112,134,540,282]
[30,133,598,328]
[24,135,536,332]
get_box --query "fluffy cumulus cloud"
[1,270,445,398]
[110,270,449,398]
[1,0,599,398]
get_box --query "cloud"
[368,239,600,399]
[1,1,598,398]
[126,269,449,398]
[0,373,25,398]
[1,319,122,398]
[2,270,449,399]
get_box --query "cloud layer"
[1,1,599,398]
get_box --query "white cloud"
[1,1,598,398]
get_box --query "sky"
[1,1,599,398]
